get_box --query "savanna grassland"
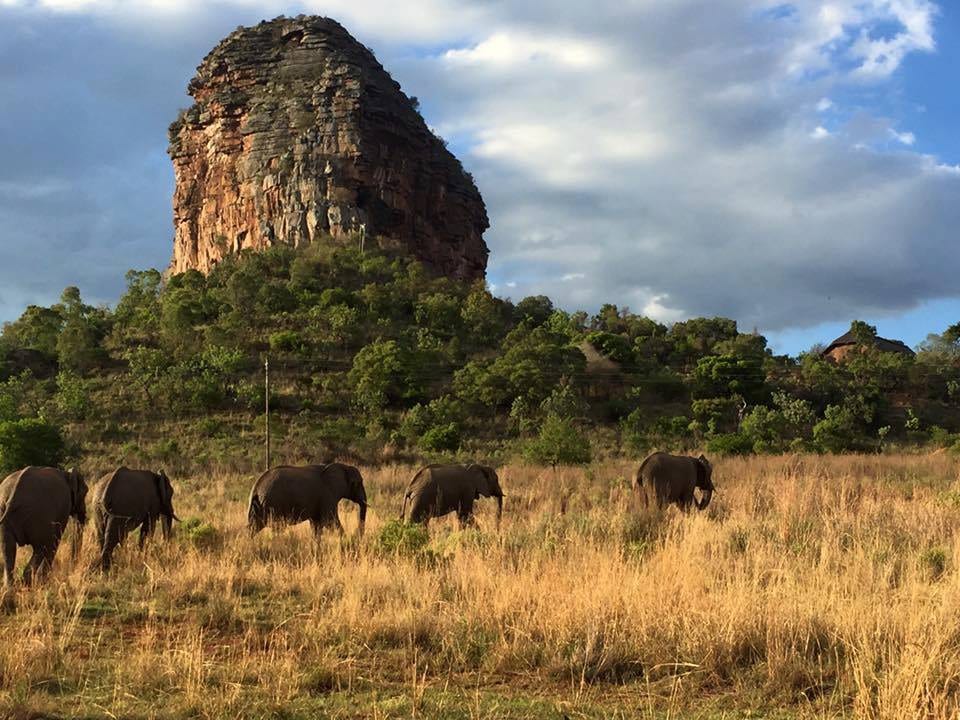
[2,453,960,719]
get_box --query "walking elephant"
[90,467,178,571]
[400,464,503,529]
[248,463,367,536]
[636,452,714,512]
[0,466,87,589]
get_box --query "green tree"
[349,340,410,412]
[524,413,592,467]
[0,418,66,474]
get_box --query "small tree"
[524,413,591,467]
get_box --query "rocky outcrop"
[168,16,489,280]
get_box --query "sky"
[0,0,958,356]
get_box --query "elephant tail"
[636,455,655,508]
[399,492,409,522]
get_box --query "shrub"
[376,519,430,557]
[419,423,461,452]
[54,370,90,421]
[177,518,221,549]
[813,404,863,453]
[0,417,66,474]
[524,413,592,466]
[268,330,305,353]
[706,432,754,456]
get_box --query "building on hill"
[820,330,915,363]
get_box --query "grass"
[2,454,960,718]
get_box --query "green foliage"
[419,423,461,452]
[376,519,431,557]
[177,518,221,549]
[349,339,421,412]
[0,372,30,423]
[54,371,90,421]
[523,413,592,466]
[706,432,754,456]
[0,417,66,474]
[585,331,634,365]
[813,403,864,453]
[269,330,306,354]
[693,353,766,401]
[1,242,956,462]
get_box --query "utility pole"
[358,223,366,255]
[264,356,271,471]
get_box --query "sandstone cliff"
[168,16,489,280]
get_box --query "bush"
[524,413,592,466]
[177,517,221,549]
[376,519,430,557]
[269,330,306,353]
[419,423,461,452]
[0,417,66,474]
[706,432,754,456]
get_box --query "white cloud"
[889,128,916,145]
[445,31,608,69]
[0,0,954,334]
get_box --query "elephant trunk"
[696,487,713,511]
[161,513,173,541]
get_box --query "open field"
[2,454,960,718]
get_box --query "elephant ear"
[695,455,713,488]
[348,466,365,498]
[67,467,87,524]
[483,466,501,495]
[473,465,500,497]
[155,471,175,513]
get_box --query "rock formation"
[168,16,489,280]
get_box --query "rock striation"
[168,16,489,280]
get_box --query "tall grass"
[2,454,960,718]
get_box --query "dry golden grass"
[2,454,960,718]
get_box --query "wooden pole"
[264,357,271,471]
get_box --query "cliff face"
[168,16,489,280]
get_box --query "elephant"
[90,467,178,571]
[400,464,503,529]
[636,452,714,512]
[0,466,87,589]
[248,463,367,536]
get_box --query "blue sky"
[1,0,958,357]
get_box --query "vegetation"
[2,239,958,470]
[2,455,960,717]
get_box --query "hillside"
[2,239,959,475]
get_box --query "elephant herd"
[0,451,712,599]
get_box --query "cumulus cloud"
[0,0,955,334]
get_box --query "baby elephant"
[91,467,178,571]
[636,452,714,512]
[401,464,503,529]
[0,466,87,590]
[248,463,367,537]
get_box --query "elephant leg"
[457,499,476,529]
[311,513,343,538]
[99,516,124,572]
[25,544,52,584]
[1,526,16,589]
[138,517,155,551]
